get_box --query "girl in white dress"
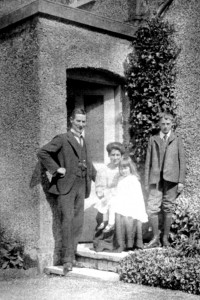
[110,156,148,250]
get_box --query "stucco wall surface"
[0,0,34,17]
[37,17,131,146]
[165,0,200,209]
[90,0,130,22]
[38,17,130,78]
[0,18,40,265]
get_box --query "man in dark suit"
[37,108,96,274]
[144,112,186,248]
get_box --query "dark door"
[84,95,104,164]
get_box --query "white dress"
[94,164,120,214]
[113,175,148,223]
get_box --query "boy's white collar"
[160,130,171,139]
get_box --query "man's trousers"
[147,179,178,216]
[58,177,86,264]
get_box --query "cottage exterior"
[0,0,199,271]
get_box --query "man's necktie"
[163,134,168,146]
[79,135,83,147]
[72,132,83,146]
[163,134,167,141]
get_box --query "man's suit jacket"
[37,131,96,198]
[145,132,186,187]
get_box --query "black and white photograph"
[0,1,199,299]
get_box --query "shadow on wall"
[30,162,62,266]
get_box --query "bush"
[170,197,200,257]
[0,230,24,270]
[119,198,200,295]
[118,248,200,295]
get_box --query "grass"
[0,273,199,300]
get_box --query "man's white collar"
[71,128,85,137]
[160,130,171,139]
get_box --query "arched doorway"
[67,68,124,241]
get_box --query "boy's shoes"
[144,235,161,249]
[63,260,84,275]
[63,262,73,275]
[162,237,170,247]
[103,224,114,233]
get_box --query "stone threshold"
[76,243,129,272]
[44,266,120,281]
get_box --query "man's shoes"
[144,235,161,249]
[135,239,144,250]
[72,260,84,268]
[63,262,73,275]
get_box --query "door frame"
[66,70,124,241]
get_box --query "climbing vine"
[125,18,180,170]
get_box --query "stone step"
[44,243,130,280]
[76,243,130,272]
[44,243,165,280]
[44,266,120,281]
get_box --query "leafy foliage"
[0,230,24,270]
[125,18,180,169]
[118,248,200,295]
[119,197,200,294]
[170,197,200,257]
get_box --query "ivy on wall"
[124,18,180,170]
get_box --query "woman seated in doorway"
[93,143,148,252]
[93,142,125,252]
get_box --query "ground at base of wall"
[0,267,38,281]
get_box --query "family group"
[37,108,186,274]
